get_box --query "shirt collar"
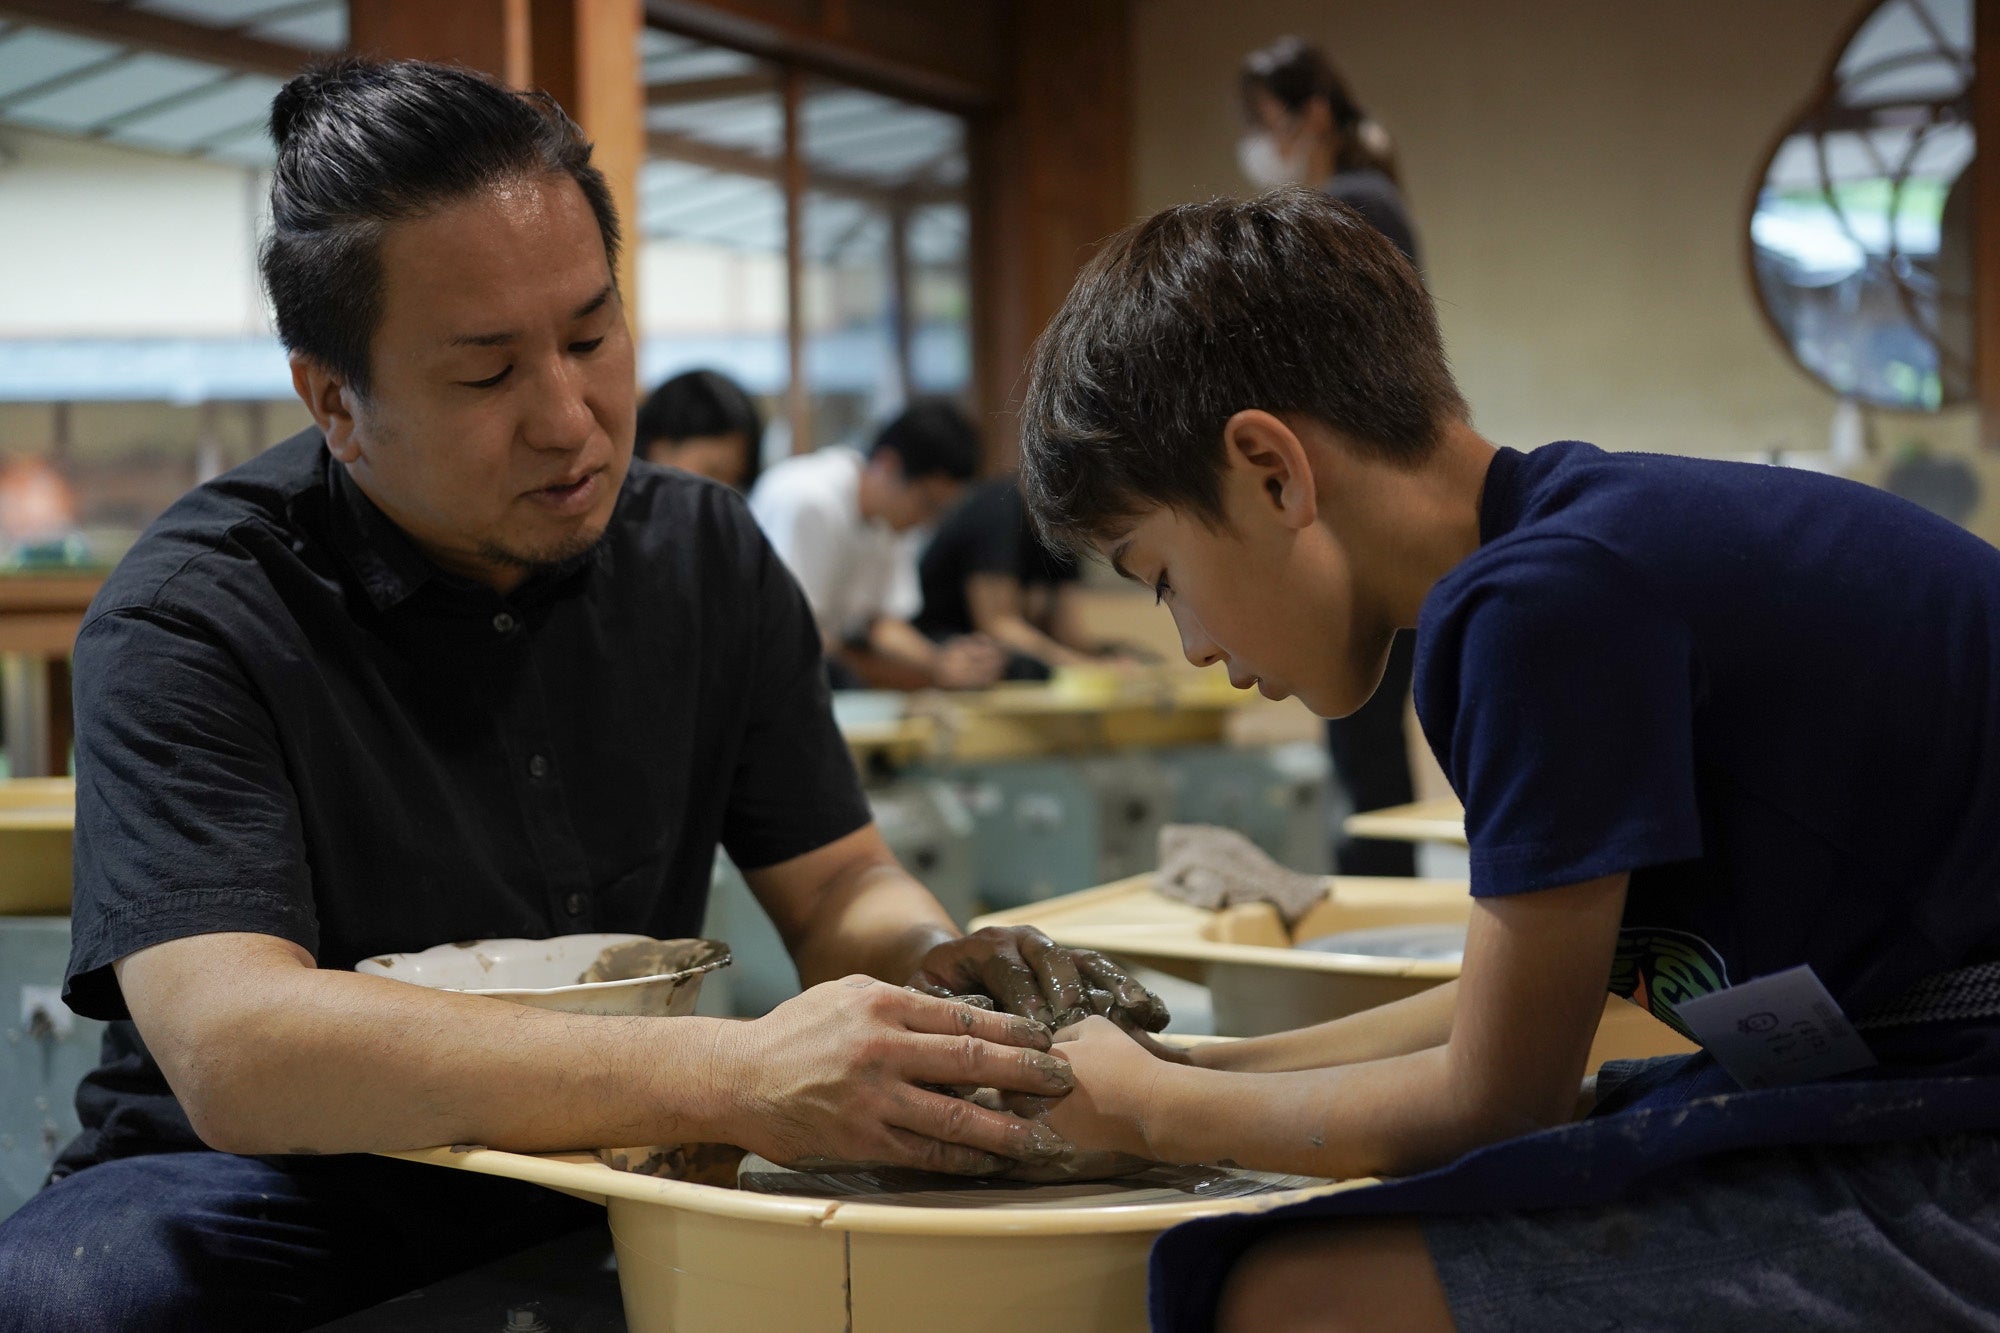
[325,448,437,612]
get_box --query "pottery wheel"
[737,1155,1325,1210]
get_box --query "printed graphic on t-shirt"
[1609,926,1730,1040]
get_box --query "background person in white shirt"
[752,400,1004,689]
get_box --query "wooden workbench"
[1342,797,1468,847]
[0,572,103,778]
[911,678,1253,762]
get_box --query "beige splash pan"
[0,777,74,914]
[392,1141,1362,1332]
[974,874,1696,1067]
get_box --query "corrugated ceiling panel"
[7,51,219,131]
[0,29,123,102]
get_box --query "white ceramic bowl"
[355,933,730,1018]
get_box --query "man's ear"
[1221,409,1318,530]
[290,355,362,464]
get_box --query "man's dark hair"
[636,368,765,490]
[260,57,620,397]
[869,399,982,483]
[1018,185,1465,550]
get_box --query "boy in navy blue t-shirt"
[1015,186,2000,1329]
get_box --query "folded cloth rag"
[1155,823,1328,925]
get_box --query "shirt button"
[564,892,588,916]
[528,753,550,780]
[492,612,517,634]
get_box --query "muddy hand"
[724,976,1075,1175]
[911,926,1169,1032]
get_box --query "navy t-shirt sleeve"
[719,515,874,872]
[1422,537,1704,897]
[65,605,319,1021]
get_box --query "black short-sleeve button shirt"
[59,429,871,1166]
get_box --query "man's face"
[1098,432,1397,720]
[327,172,636,591]
[868,456,965,533]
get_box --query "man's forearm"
[787,860,958,988]
[1192,979,1459,1073]
[867,616,944,675]
[138,948,743,1157]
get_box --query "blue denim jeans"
[0,1149,602,1331]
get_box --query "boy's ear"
[1221,409,1318,531]
[290,355,362,464]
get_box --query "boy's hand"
[1041,1015,1171,1159]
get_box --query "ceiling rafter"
[645,71,774,106]
[0,0,314,80]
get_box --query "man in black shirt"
[0,60,1160,1331]
[914,474,1109,678]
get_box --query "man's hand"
[1040,1015,1170,1160]
[910,925,1171,1031]
[716,975,1078,1175]
[933,634,1006,689]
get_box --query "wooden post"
[887,195,915,401]
[528,0,644,308]
[346,0,532,85]
[782,65,812,453]
[1979,0,2000,447]
[969,0,1132,470]
[347,0,644,315]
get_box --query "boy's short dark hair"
[636,368,765,488]
[1018,185,1466,549]
[869,399,982,483]
[260,57,620,398]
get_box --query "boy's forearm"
[1144,1044,1505,1180]
[1191,980,1459,1073]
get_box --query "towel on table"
[1155,823,1329,926]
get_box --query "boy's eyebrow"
[1108,540,1139,585]
[447,285,614,347]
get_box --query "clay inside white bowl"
[355,934,731,1018]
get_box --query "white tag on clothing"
[1675,964,1877,1090]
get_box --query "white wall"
[0,128,270,338]
[1130,0,1980,463]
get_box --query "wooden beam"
[645,70,775,105]
[0,0,314,78]
[643,0,1000,113]
[644,125,954,211]
[1979,0,2000,446]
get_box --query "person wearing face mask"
[1239,36,1417,269]
[1240,36,1423,879]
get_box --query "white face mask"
[1237,132,1307,190]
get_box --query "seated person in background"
[634,366,763,493]
[751,399,1004,690]
[0,60,1160,1333]
[914,473,1126,680]
[1016,187,2000,1331]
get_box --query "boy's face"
[1097,413,1401,720]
